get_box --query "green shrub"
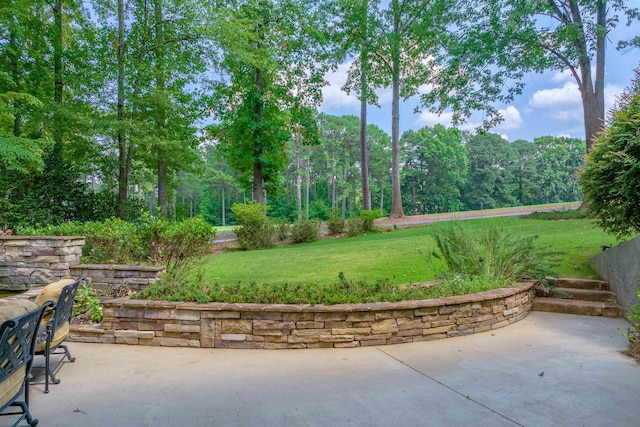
[290,220,320,243]
[276,221,290,241]
[73,284,103,323]
[17,216,215,265]
[346,216,365,237]
[525,209,590,220]
[231,202,276,250]
[18,218,141,263]
[361,209,382,232]
[133,272,514,305]
[327,214,345,234]
[344,210,382,237]
[579,69,640,239]
[145,217,215,269]
[308,200,331,221]
[430,223,556,283]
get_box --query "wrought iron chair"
[0,301,53,427]
[34,276,84,393]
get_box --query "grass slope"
[201,217,618,286]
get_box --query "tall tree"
[0,0,103,225]
[316,114,362,216]
[462,133,517,210]
[366,123,392,214]
[115,0,208,218]
[362,0,453,218]
[334,0,384,211]
[116,0,127,219]
[212,0,329,204]
[531,136,585,203]
[422,0,638,151]
[400,125,467,214]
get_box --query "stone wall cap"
[70,324,105,334]
[72,264,165,272]
[118,282,534,312]
[0,236,85,240]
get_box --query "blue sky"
[318,11,640,142]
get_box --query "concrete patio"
[7,311,639,427]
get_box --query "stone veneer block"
[114,330,155,339]
[164,324,200,333]
[221,320,253,334]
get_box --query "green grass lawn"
[213,225,236,234]
[199,216,619,286]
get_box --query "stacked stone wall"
[70,264,165,297]
[70,283,534,349]
[0,236,84,290]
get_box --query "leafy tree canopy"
[580,69,640,238]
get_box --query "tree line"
[185,117,585,225]
[0,1,636,228]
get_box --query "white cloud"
[375,87,393,105]
[494,106,523,130]
[529,82,582,110]
[529,80,626,124]
[414,110,478,131]
[556,132,572,138]
[320,62,359,110]
[415,110,454,127]
[415,105,522,135]
[550,69,575,83]
[605,83,624,112]
[417,84,434,95]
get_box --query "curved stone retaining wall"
[70,282,534,349]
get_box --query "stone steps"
[551,278,610,290]
[533,278,623,318]
[548,287,616,302]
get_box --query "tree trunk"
[52,0,64,165]
[117,0,128,219]
[412,179,417,214]
[590,0,606,151]
[567,0,605,152]
[341,169,347,218]
[9,31,21,137]
[359,19,371,211]
[155,0,168,218]
[252,4,267,205]
[305,158,310,220]
[221,184,226,226]
[252,63,266,204]
[389,3,404,218]
[158,156,168,217]
[253,161,265,204]
[296,135,302,221]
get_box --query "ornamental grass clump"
[430,223,556,285]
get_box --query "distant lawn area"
[199,216,619,287]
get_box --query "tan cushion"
[34,279,77,306]
[34,278,76,327]
[0,299,38,325]
[35,321,69,352]
[0,365,26,407]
